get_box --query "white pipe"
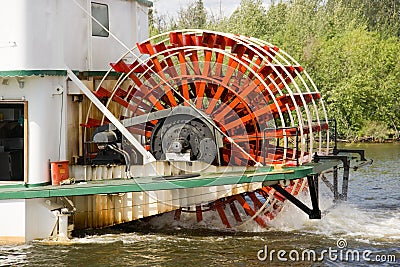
[58,212,69,241]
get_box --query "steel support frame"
[307,117,367,203]
[271,174,321,219]
[333,148,367,161]
[314,154,351,201]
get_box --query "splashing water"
[145,189,400,245]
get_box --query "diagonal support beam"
[67,68,156,164]
[271,174,321,219]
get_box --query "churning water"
[1,143,399,266]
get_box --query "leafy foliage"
[149,0,400,140]
[226,0,268,38]
[175,0,207,29]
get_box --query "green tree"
[343,0,400,37]
[148,5,174,35]
[227,0,268,38]
[149,0,223,33]
[308,27,400,138]
[176,0,207,29]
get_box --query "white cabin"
[0,0,152,185]
[0,0,153,243]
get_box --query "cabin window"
[91,2,109,37]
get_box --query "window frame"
[91,2,110,38]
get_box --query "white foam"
[267,193,400,243]
[0,244,31,266]
[147,191,400,245]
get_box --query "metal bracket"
[271,174,321,219]
[313,153,351,201]
[333,148,367,161]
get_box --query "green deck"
[0,165,319,200]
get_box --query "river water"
[1,143,399,266]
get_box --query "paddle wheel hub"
[150,112,219,163]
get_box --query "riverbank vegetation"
[149,0,400,141]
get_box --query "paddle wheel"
[173,177,310,229]
[80,30,332,228]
